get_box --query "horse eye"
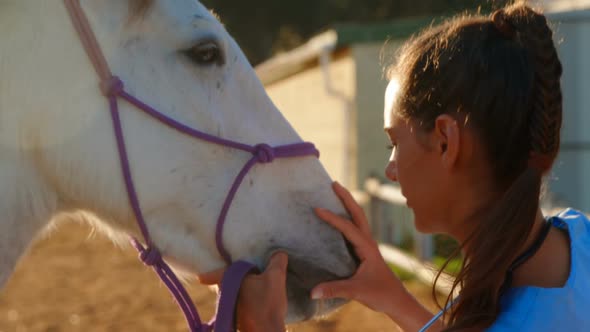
[184,41,224,66]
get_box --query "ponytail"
[439,167,541,330]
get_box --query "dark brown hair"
[388,2,562,330]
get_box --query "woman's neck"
[510,209,571,288]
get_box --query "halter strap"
[63,1,319,331]
[64,0,112,82]
[211,261,260,331]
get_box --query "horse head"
[0,0,357,322]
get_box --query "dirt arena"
[0,222,441,332]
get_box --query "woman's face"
[383,76,503,241]
[383,79,451,233]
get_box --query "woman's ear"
[433,114,460,169]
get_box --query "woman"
[210,2,590,331]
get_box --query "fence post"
[364,177,433,259]
[365,178,382,242]
[413,232,434,261]
[369,195,383,242]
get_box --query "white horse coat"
[0,0,356,322]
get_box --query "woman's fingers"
[315,208,373,255]
[265,251,289,282]
[332,182,372,236]
[197,267,226,285]
[237,252,288,332]
[199,252,287,286]
[311,279,358,300]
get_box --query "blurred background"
[1,0,589,331]
[202,0,510,66]
[248,0,590,284]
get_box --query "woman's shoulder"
[553,208,589,230]
[550,208,590,253]
[485,208,590,331]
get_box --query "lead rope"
[63,1,318,331]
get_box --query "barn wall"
[352,41,403,187]
[262,55,359,188]
[548,11,590,211]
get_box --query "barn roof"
[254,8,590,86]
[255,15,437,86]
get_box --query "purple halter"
[63,1,319,331]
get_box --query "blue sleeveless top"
[487,208,590,331]
[420,209,590,332]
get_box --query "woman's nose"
[385,161,397,182]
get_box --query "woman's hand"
[236,252,288,332]
[198,252,288,332]
[311,182,410,315]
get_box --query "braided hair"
[502,6,563,171]
[388,2,563,330]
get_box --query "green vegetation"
[388,262,416,281]
[432,256,463,276]
[387,255,462,283]
[384,232,463,281]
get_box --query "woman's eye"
[386,143,397,151]
[184,41,224,66]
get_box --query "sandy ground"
[0,222,442,332]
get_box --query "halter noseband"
[63,1,319,331]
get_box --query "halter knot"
[253,144,275,163]
[100,76,124,97]
[139,246,162,267]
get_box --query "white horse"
[0,0,357,323]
